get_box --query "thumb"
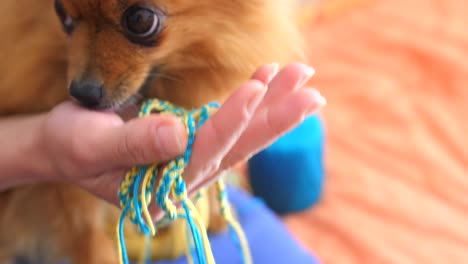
[92,115,188,170]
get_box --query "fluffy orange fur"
[0,0,305,263]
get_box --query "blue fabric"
[154,187,320,264]
[17,188,319,264]
[249,115,325,215]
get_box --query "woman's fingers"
[219,88,326,170]
[185,63,319,190]
[184,80,267,186]
[250,63,280,84]
[255,63,315,109]
[215,63,319,170]
[45,102,188,176]
[92,115,187,170]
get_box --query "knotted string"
[116,99,251,264]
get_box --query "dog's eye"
[122,5,163,46]
[54,0,75,35]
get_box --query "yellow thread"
[117,216,125,264]
[141,165,157,236]
[117,99,251,264]
[216,181,253,264]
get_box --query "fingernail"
[155,122,185,157]
[265,63,280,84]
[307,89,327,115]
[313,89,327,106]
[298,66,316,88]
[247,81,267,114]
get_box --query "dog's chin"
[106,95,144,121]
[90,67,159,120]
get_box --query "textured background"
[282,0,468,263]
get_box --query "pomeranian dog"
[0,0,305,263]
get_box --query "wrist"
[0,113,57,190]
[31,113,59,183]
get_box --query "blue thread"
[117,100,251,264]
[185,218,198,264]
[182,199,206,264]
[133,168,150,234]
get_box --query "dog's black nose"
[69,80,104,108]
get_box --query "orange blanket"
[285,0,468,263]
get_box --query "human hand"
[40,63,326,217]
[185,63,326,196]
